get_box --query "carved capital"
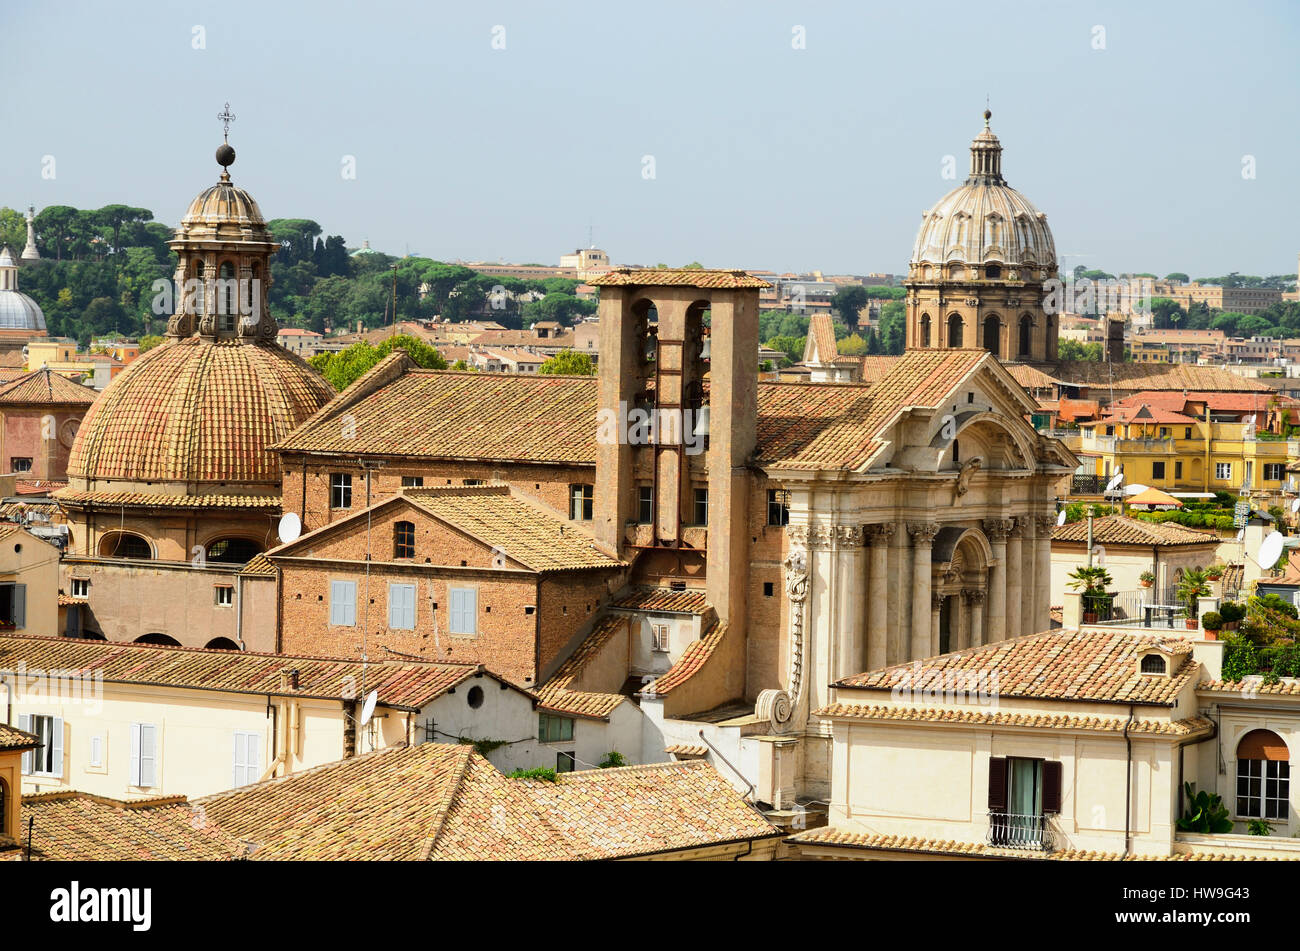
[1007,517,1028,539]
[982,518,1014,541]
[834,524,864,547]
[908,521,940,546]
[932,593,945,611]
[963,588,986,605]
[1035,514,1058,535]
[787,525,809,549]
[865,522,897,545]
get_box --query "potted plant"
[1201,611,1223,640]
[1067,565,1113,624]
[1219,600,1245,631]
[1177,567,1211,630]
[1206,564,1225,582]
[1138,570,1155,589]
[1176,783,1234,834]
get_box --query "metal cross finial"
[217,102,236,142]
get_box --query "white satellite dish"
[1257,531,1285,571]
[1105,472,1124,493]
[1291,498,1299,514]
[277,512,302,544]
[1056,510,1067,527]
[1123,483,1149,496]
[1236,529,1245,543]
[359,689,379,727]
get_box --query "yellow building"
[1075,405,1292,499]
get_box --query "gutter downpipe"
[1123,703,1135,856]
[698,729,756,802]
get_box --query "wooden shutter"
[138,724,157,787]
[987,756,1008,812]
[1042,760,1063,814]
[18,714,31,775]
[390,584,415,630]
[50,717,63,779]
[13,584,25,629]
[247,733,260,784]
[232,732,241,788]
[130,722,141,785]
[331,581,356,626]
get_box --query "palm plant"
[1177,567,1211,619]
[1066,565,1112,593]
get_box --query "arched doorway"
[947,314,963,347]
[932,527,994,653]
[205,637,240,651]
[135,633,181,647]
[920,314,932,347]
[100,533,152,559]
[1018,316,1032,358]
[982,315,1001,356]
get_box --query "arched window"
[947,314,963,347]
[205,637,240,651]
[985,264,1002,279]
[983,315,1001,356]
[1237,730,1289,821]
[1018,316,1032,357]
[1140,654,1166,674]
[394,521,415,559]
[101,533,151,559]
[218,261,236,331]
[920,315,932,347]
[135,633,181,647]
[206,538,263,564]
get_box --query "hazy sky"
[3,0,1296,278]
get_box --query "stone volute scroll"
[756,535,811,734]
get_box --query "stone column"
[955,592,970,651]
[865,523,895,671]
[964,588,985,647]
[1034,515,1055,634]
[983,519,1012,643]
[931,593,943,656]
[1006,520,1024,639]
[908,523,939,661]
[833,524,865,683]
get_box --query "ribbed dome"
[68,338,334,487]
[0,246,46,332]
[910,116,1056,273]
[178,176,270,243]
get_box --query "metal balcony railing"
[987,812,1057,852]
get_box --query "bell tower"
[167,103,279,344]
[589,268,765,629]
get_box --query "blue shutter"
[331,581,356,626]
[388,584,415,630]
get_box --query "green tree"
[1164,272,1189,284]
[1058,340,1103,362]
[138,334,164,353]
[830,285,869,328]
[878,300,906,355]
[837,333,868,356]
[765,335,806,365]
[313,333,447,390]
[537,350,595,376]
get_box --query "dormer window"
[1138,654,1170,675]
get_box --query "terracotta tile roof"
[11,792,242,861]
[0,367,96,405]
[67,338,334,485]
[194,743,776,860]
[1054,362,1272,392]
[1004,363,1058,391]
[664,743,708,757]
[1113,390,1278,414]
[52,489,281,510]
[238,552,277,576]
[856,355,901,383]
[525,760,778,858]
[786,826,1282,861]
[1221,562,1244,593]
[0,721,37,750]
[588,268,770,289]
[815,703,1213,737]
[57,593,87,606]
[1089,405,1202,426]
[834,629,1199,707]
[0,634,487,711]
[806,314,839,363]
[536,615,630,720]
[1199,677,1300,697]
[0,500,58,522]
[759,348,993,471]
[611,586,710,615]
[14,480,65,496]
[274,368,598,464]
[405,486,622,572]
[640,620,726,697]
[468,330,572,349]
[1052,515,1217,547]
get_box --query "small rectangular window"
[1185,427,1192,439]
[763,582,774,597]
[214,585,234,607]
[767,489,790,526]
[1216,462,1232,481]
[1175,461,1183,480]
[71,578,89,598]
[569,484,594,521]
[20,714,62,777]
[89,735,103,769]
[557,751,576,773]
[10,458,31,473]
[1152,461,1165,480]
[539,714,575,743]
[393,521,415,559]
[330,473,353,509]
[692,488,709,526]
[637,486,653,524]
[651,623,670,652]
[401,476,424,488]
[1265,463,1285,482]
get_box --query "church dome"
[0,247,47,332]
[67,337,334,487]
[909,113,1056,275]
[179,179,269,243]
